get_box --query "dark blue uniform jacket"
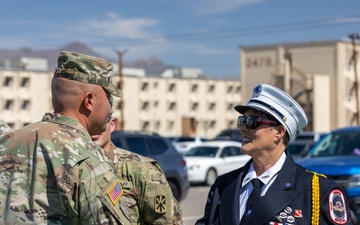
[195,151,353,225]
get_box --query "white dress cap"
[234,84,308,141]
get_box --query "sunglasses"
[237,115,279,129]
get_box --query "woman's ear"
[275,125,287,141]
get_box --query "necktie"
[240,178,263,224]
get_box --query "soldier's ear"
[83,91,95,113]
[110,118,116,133]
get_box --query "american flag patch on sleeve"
[107,181,123,205]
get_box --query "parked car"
[183,140,250,186]
[286,131,327,159]
[295,131,326,142]
[214,128,242,142]
[111,131,189,202]
[171,135,209,154]
[287,139,317,159]
[296,126,360,224]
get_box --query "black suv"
[214,128,242,142]
[111,131,189,202]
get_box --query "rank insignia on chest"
[107,181,123,205]
[155,195,167,213]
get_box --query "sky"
[1,0,360,78]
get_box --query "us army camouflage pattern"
[0,113,129,225]
[0,120,12,137]
[107,143,183,225]
[54,51,121,97]
[0,121,13,151]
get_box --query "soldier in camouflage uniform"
[91,118,183,225]
[0,52,131,224]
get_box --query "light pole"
[114,48,128,130]
[349,33,360,125]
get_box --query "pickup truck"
[296,126,360,224]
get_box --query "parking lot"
[181,185,210,225]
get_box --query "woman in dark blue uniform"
[196,83,353,225]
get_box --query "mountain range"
[0,42,176,75]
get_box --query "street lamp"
[114,48,128,130]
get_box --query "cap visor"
[234,105,251,114]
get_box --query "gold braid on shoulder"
[306,170,327,225]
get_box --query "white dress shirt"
[239,152,287,221]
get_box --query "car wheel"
[205,168,217,186]
[168,180,180,202]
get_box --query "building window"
[227,103,233,110]
[4,77,13,87]
[153,101,159,108]
[208,84,215,93]
[167,120,174,130]
[153,82,158,88]
[228,120,235,128]
[7,122,14,129]
[141,101,149,110]
[209,120,216,128]
[191,84,198,92]
[235,85,241,93]
[142,121,150,130]
[4,100,14,110]
[168,83,176,92]
[21,100,30,110]
[22,122,30,127]
[141,82,149,91]
[227,85,233,93]
[208,102,216,111]
[20,77,30,88]
[191,102,199,111]
[168,102,176,111]
[155,121,160,130]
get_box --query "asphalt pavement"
[181,185,210,225]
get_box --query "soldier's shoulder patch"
[328,189,348,224]
[107,180,123,205]
[155,195,166,213]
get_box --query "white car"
[171,136,209,154]
[183,141,251,186]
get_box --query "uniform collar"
[41,112,89,138]
[241,151,287,188]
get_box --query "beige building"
[240,39,360,133]
[0,67,241,139]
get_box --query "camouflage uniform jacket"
[0,120,12,137]
[107,142,183,225]
[0,113,130,225]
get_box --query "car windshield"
[184,146,218,157]
[287,143,309,156]
[311,131,360,157]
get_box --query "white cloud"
[331,16,360,24]
[0,12,230,63]
[72,12,161,38]
[188,0,266,15]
